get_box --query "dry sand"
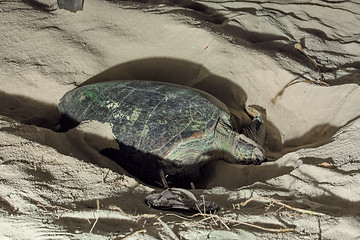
[0,0,359,239]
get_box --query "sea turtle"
[58,80,266,187]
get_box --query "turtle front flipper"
[145,188,219,213]
[243,106,266,147]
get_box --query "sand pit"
[0,0,359,239]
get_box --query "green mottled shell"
[58,80,229,159]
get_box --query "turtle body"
[58,80,266,186]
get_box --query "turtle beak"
[251,147,266,164]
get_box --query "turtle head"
[233,134,266,165]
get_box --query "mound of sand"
[0,0,359,239]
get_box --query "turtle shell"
[58,80,230,160]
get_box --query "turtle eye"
[234,145,252,164]
[171,159,183,168]
[235,144,265,164]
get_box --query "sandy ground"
[0,0,360,239]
